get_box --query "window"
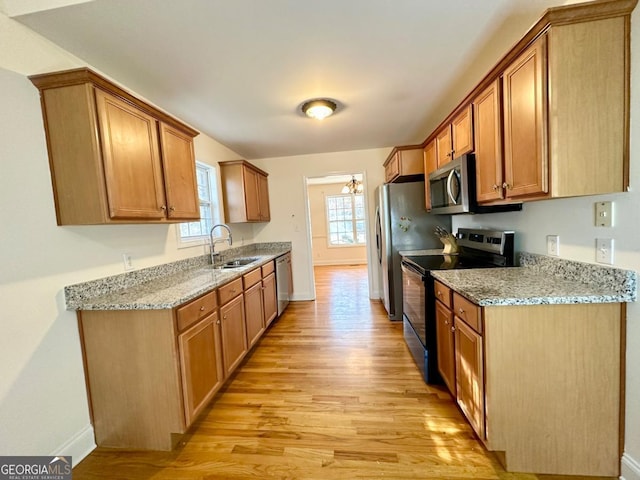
[325,194,366,246]
[178,162,221,246]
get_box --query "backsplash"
[519,252,637,301]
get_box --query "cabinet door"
[436,125,453,167]
[219,294,248,376]
[178,312,223,426]
[455,317,485,440]
[262,272,278,327]
[257,173,271,221]
[452,104,474,158]
[244,282,265,348]
[435,301,456,395]
[243,167,262,222]
[502,36,548,198]
[95,89,166,219]
[385,153,400,183]
[159,123,199,220]
[473,80,504,202]
[423,140,437,211]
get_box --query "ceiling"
[11,0,569,159]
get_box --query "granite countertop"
[65,242,291,311]
[430,252,637,306]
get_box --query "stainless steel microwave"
[428,154,476,215]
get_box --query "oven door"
[401,262,426,345]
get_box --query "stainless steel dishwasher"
[276,253,292,316]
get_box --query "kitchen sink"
[215,257,258,269]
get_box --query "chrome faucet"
[209,224,233,266]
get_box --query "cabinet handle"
[199,306,205,311]
[451,326,456,333]
[160,205,167,211]
[444,319,449,325]
[437,291,442,297]
[169,206,175,212]
[216,320,220,325]
[502,182,512,190]
[223,315,227,320]
[458,308,465,315]
[492,184,500,191]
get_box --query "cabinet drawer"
[453,293,482,334]
[243,268,262,289]
[218,278,243,305]
[434,281,452,308]
[176,290,218,332]
[261,260,274,277]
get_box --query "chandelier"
[341,176,363,194]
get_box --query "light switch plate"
[595,201,613,227]
[596,238,614,264]
[546,235,559,256]
[122,253,134,271]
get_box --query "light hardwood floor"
[73,265,613,479]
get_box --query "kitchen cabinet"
[472,80,504,202]
[243,268,265,348]
[383,146,424,183]
[219,160,271,223]
[502,36,548,199]
[219,284,248,377]
[434,104,474,167]
[178,311,224,426]
[432,279,624,476]
[262,261,278,327]
[29,67,199,225]
[78,288,220,450]
[423,140,437,211]
[454,314,484,441]
[434,298,455,395]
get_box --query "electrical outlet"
[122,253,134,271]
[596,238,614,265]
[546,235,559,256]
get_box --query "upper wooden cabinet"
[383,146,424,183]
[502,36,548,199]
[219,160,271,223]
[422,0,634,205]
[423,140,437,211]
[472,80,504,203]
[434,105,474,167]
[29,68,199,225]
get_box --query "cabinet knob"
[451,326,456,333]
[458,308,465,314]
[502,182,512,190]
[444,319,449,325]
[492,184,500,191]
[216,320,221,325]
[199,306,205,311]
[169,206,175,212]
[160,205,167,211]
[223,315,227,320]
[437,291,442,297]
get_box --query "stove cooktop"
[402,254,502,273]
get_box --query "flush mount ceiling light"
[341,176,363,194]
[301,98,337,120]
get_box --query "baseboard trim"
[621,453,640,480]
[291,292,314,301]
[49,424,95,467]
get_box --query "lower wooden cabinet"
[435,300,456,395]
[178,311,224,426]
[219,293,248,377]
[262,271,278,327]
[453,316,484,440]
[244,282,265,348]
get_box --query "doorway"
[304,173,370,300]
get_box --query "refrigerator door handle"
[375,206,382,264]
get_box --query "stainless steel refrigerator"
[375,182,451,320]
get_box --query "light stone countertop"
[431,252,636,306]
[65,243,291,310]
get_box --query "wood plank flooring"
[73,265,613,479]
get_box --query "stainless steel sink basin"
[215,257,258,269]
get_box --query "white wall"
[250,149,387,300]
[453,9,640,478]
[308,183,368,266]
[0,12,252,461]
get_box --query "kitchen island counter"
[431,252,636,306]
